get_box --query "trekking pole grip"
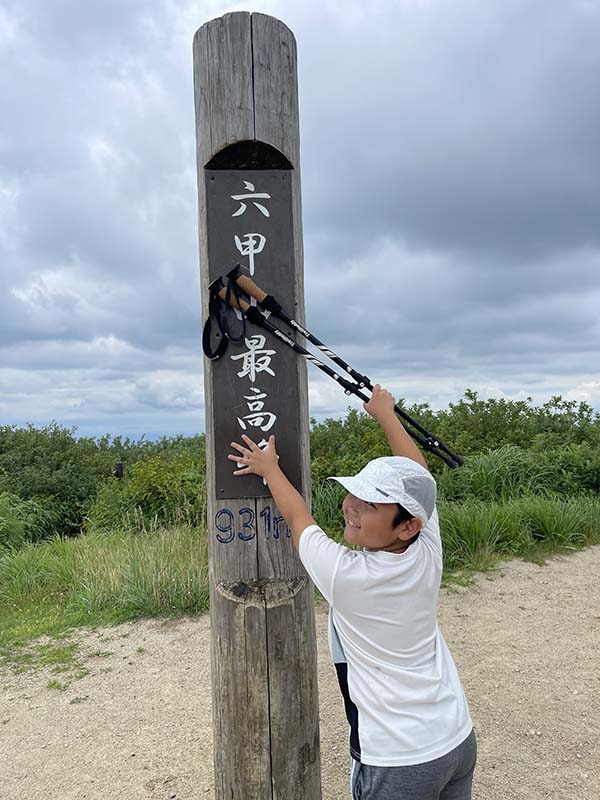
[233,272,268,304]
[216,283,268,329]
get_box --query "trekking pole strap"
[202,293,229,360]
[202,274,249,360]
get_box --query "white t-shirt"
[298,508,473,767]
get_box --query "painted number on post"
[259,506,290,539]
[215,506,290,543]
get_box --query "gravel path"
[1,546,599,799]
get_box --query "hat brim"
[327,476,430,525]
[327,476,397,504]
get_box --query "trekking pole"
[209,274,462,469]
[226,266,464,468]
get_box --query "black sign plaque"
[205,169,303,499]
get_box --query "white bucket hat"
[328,456,436,526]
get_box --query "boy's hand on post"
[228,434,279,480]
[363,384,396,421]
[228,434,316,550]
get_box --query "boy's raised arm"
[363,385,429,471]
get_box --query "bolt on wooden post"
[193,12,321,800]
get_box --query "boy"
[228,384,476,800]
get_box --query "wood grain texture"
[194,12,321,799]
[251,14,300,166]
[206,12,254,151]
[210,583,271,799]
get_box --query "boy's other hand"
[363,384,396,421]
[228,434,279,480]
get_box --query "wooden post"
[193,12,321,800]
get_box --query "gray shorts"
[350,728,477,800]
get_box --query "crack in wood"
[217,577,307,606]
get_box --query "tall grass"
[438,495,600,573]
[74,524,210,617]
[311,480,345,538]
[0,521,209,651]
[438,501,514,573]
[437,444,558,502]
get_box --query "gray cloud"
[1,0,600,438]
[297,0,600,260]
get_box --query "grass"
[436,444,583,502]
[0,522,209,672]
[311,480,345,535]
[1,492,599,674]
[439,494,600,575]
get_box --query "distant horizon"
[4,385,597,443]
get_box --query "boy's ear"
[397,517,423,540]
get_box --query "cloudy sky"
[1,0,599,439]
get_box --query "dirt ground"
[1,546,599,800]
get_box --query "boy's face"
[342,493,422,553]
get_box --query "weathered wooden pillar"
[193,12,321,800]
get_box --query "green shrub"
[83,478,130,533]
[0,423,105,501]
[86,453,207,534]
[0,423,125,541]
[0,423,207,545]
[310,409,388,482]
[0,493,68,552]
[125,454,205,522]
[309,391,600,486]
[433,390,600,456]
[531,442,600,495]
[0,492,28,552]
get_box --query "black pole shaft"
[260,305,463,467]
[245,307,460,468]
